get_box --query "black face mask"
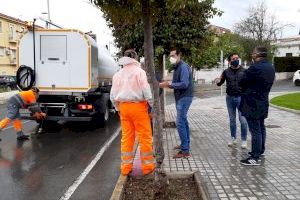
[231,60,239,68]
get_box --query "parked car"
[293,70,300,86]
[0,76,17,91]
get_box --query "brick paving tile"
[162,94,300,200]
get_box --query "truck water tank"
[97,45,119,81]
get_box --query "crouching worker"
[110,49,155,176]
[0,87,46,141]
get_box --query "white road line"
[59,127,121,200]
[2,120,31,131]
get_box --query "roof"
[208,24,231,34]
[0,12,26,25]
[272,35,300,43]
[0,12,44,29]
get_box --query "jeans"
[226,95,248,141]
[246,118,266,159]
[175,97,193,153]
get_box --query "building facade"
[0,13,27,76]
[208,24,231,36]
[272,35,300,57]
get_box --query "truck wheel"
[92,105,109,127]
[40,121,61,133]
[295,79,300,86]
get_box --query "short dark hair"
[31,87,39,93]
[254,47,268,58]
[227,53,239,61]
[170,48,181,56]
[124,49,138,60]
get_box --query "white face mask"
[169,57,177,65]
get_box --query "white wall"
[274,46,300,57]
[275,72,294,80]
[194,68,224,84]
[272,36,300,57]
[193,68,292,84]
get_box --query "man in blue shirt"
[160,48,193,159]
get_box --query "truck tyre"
[295,79,300,86]
[40,121,61,133]
[92,105,109,127]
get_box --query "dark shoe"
[17,135,30,141]
[173,151,190,159]
[173,145,181,150]
[240,157,260,166]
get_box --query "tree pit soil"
[122,175,202,200]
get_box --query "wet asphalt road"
[0,79,298,200]
[0,107,121,200]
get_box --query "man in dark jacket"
[159,48,193,159]
[239,47,275,166]
[216,53,248,149]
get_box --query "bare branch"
[233,0,291,43]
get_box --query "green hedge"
[273,57,300,72]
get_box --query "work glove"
[32,112,47,120]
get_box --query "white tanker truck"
[17,28,119,127]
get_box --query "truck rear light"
[78,104,93,110]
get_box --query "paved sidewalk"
[163,94,300,200]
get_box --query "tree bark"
[141,0,168,199]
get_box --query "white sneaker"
[241,141,247,149]
[228,137,237,147]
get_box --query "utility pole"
[220,50,224,96]
[42,0,51,28]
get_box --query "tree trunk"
[141,0,168,199]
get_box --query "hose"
[16,65,35,91]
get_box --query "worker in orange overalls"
[110,49,155,176]
[0,87,46,141]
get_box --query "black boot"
[17,135,30,141]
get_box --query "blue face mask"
[231,60,239,68]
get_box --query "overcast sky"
[0,0,299,54]
[0,0,115,52]
[210,0,300,37]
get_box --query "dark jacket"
[170,60,193,102]
[239,59,275,119]
[217,66,246,96]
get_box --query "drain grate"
[265,125,281,128]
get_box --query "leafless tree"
[234,1,292,43]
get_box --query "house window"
[11,49,16,64]
[0,47,4,56]
[9,25,16,40]
[0,21,2,33]
[286,53,293,57]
